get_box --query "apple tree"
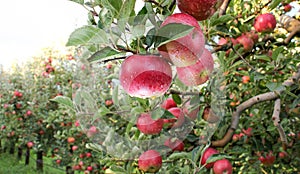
[62,0,299,173]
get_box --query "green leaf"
[211,14,234,26]
[206,154,232,164]
[66,26,108,46]
[151,107,165,120]
[266,82,286,91]
[131,24,146,38]
[88,47,126,63]
[102,0,123,17]
[112,85,119,106]
[172,94,182,105]
[110,165,127,173]
[168,152,191,160]
[255,55,271,62]
[268,0,281,10]
[69,0,84,5]
[272,46,284,61]
[117,0,136,32]
[50,96,73,109]
[154,23,194,48]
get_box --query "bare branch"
[212,65,300,147]
[218,0,231,16]
[272,99,289,150]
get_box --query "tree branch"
[212,65,300,147]
[218,0,231,16]
[272,98,288,150]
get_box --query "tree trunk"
[17,146,22,160]
[9,140,15,154]
[66,166,74,174]
[36,150,43,172]
[25,147,30,165]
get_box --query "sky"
[0,0,88,69]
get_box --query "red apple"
[245,30,259,43]
[218,37,228,46]
[161,98,177,110]
[137,113,164,135]
[242,127,253,137]
[138,150,162,173]
[232,134,240,142]
[200,147,219,169]
[176,48,214,86]
[278,151,288,159]
[56,159,61,165]
[87,166,93,171]
[87,126,97,137]
[105,99,113,106]
[236,34,254,52]
[254,13,277,33]
[284,4,292,12]
[27,141,34,148]
[177,0,224,21]
[158,13,205,67]
[164,137,184,151]
[86,152,92,158]
[213,159,233,174]
[168,107,185,128]
[242,75,250,84]
[119,55,172,98]
[72,145,79,151]
[67,137,75,144]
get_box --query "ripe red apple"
[177,0,224,21]
[119,55,172,98]
[137,113,164,135]
[87,126,97,137]
[86,152,92,158]
[72,145,79,151]
[86,166,93,171]
[27,141,34,148]
[254,13,277,33]
[236,34,254,52]
[56,159,61,165]
[284,4,292,12]
[242,75,250,84]
[167,107,185,128]
[164,137,184,151]
[74,120,80,127]
[105,99,113,106]
[245,30,259,43]
[14,90,23,97]
[138,150,162,173]
[67,137,75,144]
[161,98,177,110]
[232,134,240,142]
[258,151,276,166]
[213,159,233,174]
[278,151,288,159]
[242,127,253,137]
[158,13,205,67]
[200,147,219,169]
[176,48,214,86]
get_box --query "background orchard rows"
[0,0,300,173]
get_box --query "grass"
[0,151,65,174]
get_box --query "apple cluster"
[119,13,214,98]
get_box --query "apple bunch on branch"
[66,0,300,173]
